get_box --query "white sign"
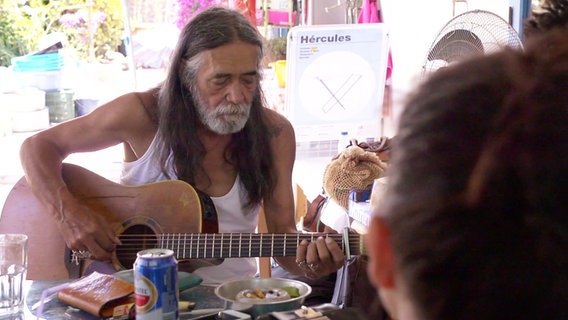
[285,23,390,142]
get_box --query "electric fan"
[421,9,524,78]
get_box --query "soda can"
[134,248,179,320]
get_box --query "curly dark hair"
[523,0,568,37]
[383,29,568,319]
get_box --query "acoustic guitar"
[0,163,365,280]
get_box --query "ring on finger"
[71,250,92,265]
[308,263,319,272]
[72,250,91,259]
[297,260,308,269]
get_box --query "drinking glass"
[0,234,28,316]
[370,177,388,214]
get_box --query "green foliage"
[53,0,124,61]
[0,0,124,67]
[0,2,45,66]
[90,0,124,60]
[0,8,19,67]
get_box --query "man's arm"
[19,91,156,260]
[261,110,345,278]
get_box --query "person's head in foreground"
[367,28,568,320]
[524,0,568,38]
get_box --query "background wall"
[380,0,528,130]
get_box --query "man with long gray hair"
[20,7,345,284]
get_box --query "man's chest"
[196,158,238,197]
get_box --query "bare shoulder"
[41,88,160,150]
[131,88,160,123]
[98,88,157,117]
[261,108,295,141]
[261,108,296,163]
[90,88,159,132]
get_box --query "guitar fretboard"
[156,232,365,259]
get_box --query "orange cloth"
[235,0,257,26]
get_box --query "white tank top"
[121,134,260,285]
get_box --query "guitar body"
[1,164,365,281]
[0,163,212,280]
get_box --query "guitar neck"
[156,232,365,259]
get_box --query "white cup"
[370,177,388,214]
[0,234,28,316]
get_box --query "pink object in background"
[268,10,297,26]
[358,0,393,81]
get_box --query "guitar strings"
[110,233,365,258]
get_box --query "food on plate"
[235,286,299,303]
[281,286,300,298]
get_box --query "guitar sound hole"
[117,224,158,269]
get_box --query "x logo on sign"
[317,74,363,113]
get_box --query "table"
[17,280,227,319]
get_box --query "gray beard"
[194,89,251,135]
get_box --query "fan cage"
[422,9,524,77]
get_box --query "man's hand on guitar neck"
[58,194,121,261]
[276,236,345,279]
